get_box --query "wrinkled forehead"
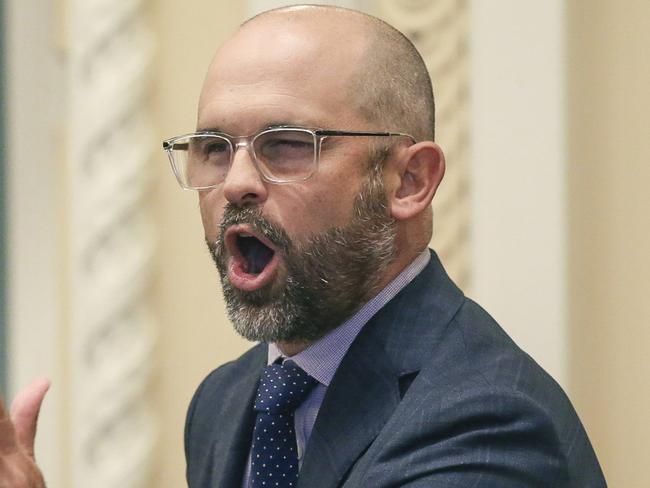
[198,13,370,130]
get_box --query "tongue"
[238,236,274,275]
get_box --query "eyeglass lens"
[169,129,317,188]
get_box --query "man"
[0,5,606,488]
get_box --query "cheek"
[300,187,360,233]
[198,191,224,240]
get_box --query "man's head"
[196,5,445,349]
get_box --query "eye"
[203,138,230,155]
[188,136,231,167]
[257,131,314,162]
[266,138,311,149]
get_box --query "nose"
[222,142,268,207]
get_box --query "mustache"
[217,204,292,253]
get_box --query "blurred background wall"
[2,0,648,487]
[567,0,650,485]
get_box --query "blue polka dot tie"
[250,361,318,488]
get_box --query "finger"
[10,378,51,457]
[0,397,18,454]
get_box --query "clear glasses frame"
[162,126,416,190]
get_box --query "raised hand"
[0,378,50,488]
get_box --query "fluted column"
[378,0,470,289]
[65,0,157,486]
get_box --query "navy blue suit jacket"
[185,251,606,487]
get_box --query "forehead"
[197,14,369,133]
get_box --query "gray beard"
[207,171,398,344]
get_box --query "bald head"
[200,6,365,133]
[346,11,436,142]
[201,6,434,142]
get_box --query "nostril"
[222,152,268,205]
[241,192,259,202]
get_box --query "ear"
[389,141,445,221]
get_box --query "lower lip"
[227,252,281,292]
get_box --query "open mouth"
[224,225,281,291]
[236,234,275,274]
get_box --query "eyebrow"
[195,121,317,134]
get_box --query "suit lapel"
[211,347,265,488]
[297,251,465,488]
[297,327,401,488]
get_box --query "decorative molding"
[65,0,157,486]
[378,0,471,289]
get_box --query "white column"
[65,0,157,486]
[468,0,567,386]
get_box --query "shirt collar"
[268,249,431,386]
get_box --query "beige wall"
[468,0,569,386]
[149,2,248,487]
[568,1,650,486]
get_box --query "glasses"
[162,126,416,190]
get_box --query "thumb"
[10,377,51,457]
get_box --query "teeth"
[239,233,253,238]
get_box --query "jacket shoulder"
[406,297,606,486]
[184,343,266,462]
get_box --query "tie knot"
[254,362,318,414]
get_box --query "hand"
[0,378,50,488]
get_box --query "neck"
[276,340,312,357]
